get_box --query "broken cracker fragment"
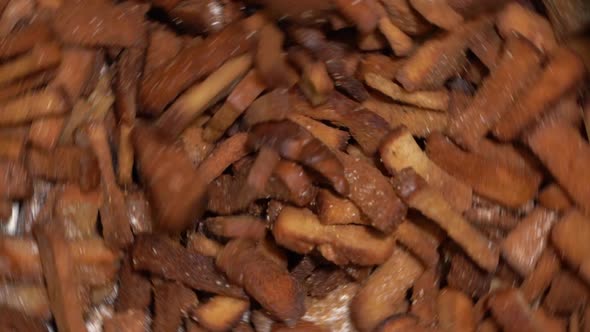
[488,288,545,332]
[103,310,147,332]
[316,189,363,226]
[0,21,53,60]
[0,283,50,319]
[393,168,499,272]
[205,215,266,240]
[520,248,561,304]
[377,16,414,56]
[539,183,573,212]
[288,47,334,106]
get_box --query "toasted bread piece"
[551,210,590,280]
[497,3,557,53]
[539,183,573,212]
[409,0,463,30]
[316,189,363,226]
[365,73,449,111]
[411,269,439,326]
[104,310,147,332]
[488,288,545,332]
[520,248,561,303]
[205,215,266,240]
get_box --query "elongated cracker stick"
[366,73,449,111]
[539,183,573,212]
[427,133,540,208]
[274,206,396,266]
[115,48,143,124]
[493,48,584,141]
[447,37,543,149]
[51,48,98,101]
[53,1,146,47]
[0,42,61,87]
[216,238,304,324]
[192,296,249,332]
[528,124,590,215]
[396,16,493,91]
[27,116,64,150]
[203,70,266,142]
[380,0,432,36]
[156,54,252,140]
[144,25,183,75]
[410,268,439,326]
[0,70,55,103]
[520,249,561,303]
[350,246,424,332]
[168,0,239,34]
[394,168,499,271]
[377,16,414,56]
[288,47,334,106]
[256,24,298,89]
[140,16,263,115]
[396,221,439,268]
[0,89,68,126]
[287,114,349,150]
[236,148,280,209]
[437,288,476,332]
[33,222,87,332]
[117,123,134,186]
[409,0,464,30]
[500,208,558,276]
[473,139,541,178]
[447,251,491,298]
[363,97,448,137]
[85,123,133,249]
[0,284,50,319]
[380,127,472,212]
[497,3,557,54]
[0,21,52,60]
